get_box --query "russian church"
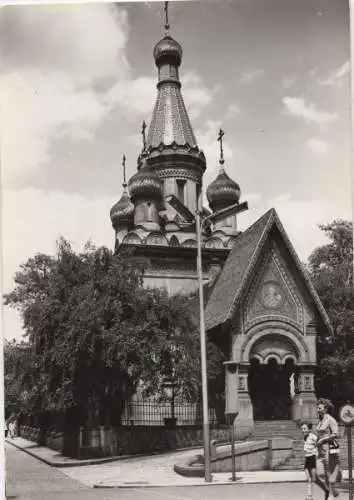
[109,4,331,432]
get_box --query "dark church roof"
[147,84,198,148]
[204,208,332,333]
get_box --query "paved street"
[5,441,349,500]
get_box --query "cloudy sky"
[1,0,352,340]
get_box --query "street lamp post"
[164,193,248,483]
[195,208,212,482]
[195,200,248,483]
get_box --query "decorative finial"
[122,154,127,187]
[164,1,170,34]
[141,121,147,152]
[217,128,225,165]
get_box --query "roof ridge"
[224,209,275,322]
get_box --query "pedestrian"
[316,398,341,499]
[300,421,329,500]
[8,420,15,438]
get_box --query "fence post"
[100,426,105,451]
[77,426,83,459]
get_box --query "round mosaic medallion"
[260,281,284,309]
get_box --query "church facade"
[110,6,331,428]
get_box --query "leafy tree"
[307,219,354,406]
[4,238,224,438]
[4,339,32,418]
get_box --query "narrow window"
[177,179,185,204]
[196,183,201,206]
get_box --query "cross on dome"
[141,121,147,152]
[122,154,127,187]
[217,128,225,165]
[164,1,170,34]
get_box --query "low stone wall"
[18,424,233,458]
[99,426,231,457]
[174,437,294,477]
[19,426,64,452]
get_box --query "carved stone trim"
[297,369,315,393]
[240,322,310,364]
[157,168,201,183]
[243,243,304,332]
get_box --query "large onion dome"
[128,160,163,204]
[153,35,182,67]
[206,166,241,212]
[110,187,134,231]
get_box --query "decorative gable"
[243,241,310,333]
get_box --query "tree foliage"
[4,238,224,427]
[4,339,32,418]
[307,219,354,405]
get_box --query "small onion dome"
[110,187,134,230]
[153,35,183,67]
[206,167,241,212]
[128,165,163,204]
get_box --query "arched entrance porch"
[233,322,317,430]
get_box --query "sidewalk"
[6,436,354,489]
[5,436,158,467]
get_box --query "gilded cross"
[217,128,225,164]
[164,1,170,33]
[122,154,127,186]
[141,120,147,152]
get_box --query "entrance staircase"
[250,420,303,470]
[249,420,354,470]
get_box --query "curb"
[92,478,306,489]
[5,439,203,468]
[6,439,137,468]
[91,479,351,489]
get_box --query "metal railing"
[120,400,219,426]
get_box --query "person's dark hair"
[317,398,334,414]
[300,421,313,430]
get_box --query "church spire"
[146,2,201,153]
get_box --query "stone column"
[291,366,317,423]
[235,364,254,438]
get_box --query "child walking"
[301,421,330,500]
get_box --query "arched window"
[176,179,186,204]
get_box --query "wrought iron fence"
[121,400,219,426]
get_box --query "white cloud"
[0,4,130,188]
[226,103,240,119]
[240,193,330,262]
[182,71,222,120]
[2,187,116,340]
[239,68,264,84]
[0,5,216,189]
[197,119,234,166]
[306,137,332,155]
[318,60,350,88]
[282,96,338,126]
[196,119,243,207]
